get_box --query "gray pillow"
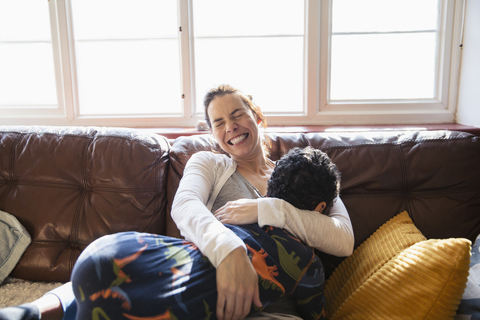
[0,210,31,284]
[456,233,480,319]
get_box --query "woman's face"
[207,93,262,160]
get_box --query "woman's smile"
[228,133,249,145]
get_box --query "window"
[317,0,462,125]
[70,0,181,116]
[0,0,463,127]
[0,0,57,109]
[192,0,304,115]
[330,0,439,101]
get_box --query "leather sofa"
[1,125,479,284]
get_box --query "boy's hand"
[216,247,262,320]
[214,199,258,225]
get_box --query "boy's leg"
[71,232,217,320]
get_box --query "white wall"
[456,0,480,128]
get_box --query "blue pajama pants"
[71,224,326,320]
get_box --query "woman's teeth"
[229,133,248,145]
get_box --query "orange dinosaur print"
[286,233,302,243]
[170,267,188,286]
[110,243,148,286]
[246,244,285,294]
[123,309,178,320]
[264,226,275,233]
[312,306,327,320]
[90,288,131,310]
[116,269,131,284]
[114,244,148,268]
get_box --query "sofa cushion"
[0,126,170,282]
[325,211,470,319]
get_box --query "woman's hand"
[216,247,262,320]
[214,199,259,225]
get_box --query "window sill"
[145,123,480,140]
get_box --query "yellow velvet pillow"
[325,211,471,320]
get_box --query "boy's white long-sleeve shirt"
[171,151,355,268]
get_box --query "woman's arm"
[171,152,261,319]
[171,152,246,267]
[257,197,354,257]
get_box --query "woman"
[0,85,353,320]
[171,84,354,319]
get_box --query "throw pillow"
[455,233,480,319]
[0,210,31,284]
[325,211,471,320]
[325,211,426,313]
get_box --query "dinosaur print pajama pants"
[71,224,326,320]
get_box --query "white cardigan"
[171,151,354,268]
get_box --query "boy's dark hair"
[266,147,341,213]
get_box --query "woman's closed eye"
[233,113,244,119]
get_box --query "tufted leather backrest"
[0,126,170,282]
[167,130,480,273]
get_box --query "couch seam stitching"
[68,133,94,273]
[397,144,412,216]
[0,133,22,211]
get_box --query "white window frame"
[309,0,463,125]
[0,0,463,127]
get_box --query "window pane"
[0,1,57,105]
[0,0,52,41]
[71,0,181,115]
[71,0,178,39]
[332,0,439,33]
[195,37,304,113]
[194,0,304,37]
[0,43,57,105]
[330,33,436,100]
[76,40,180,115]
[193,1,305,113]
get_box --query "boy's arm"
[257,197,354,257]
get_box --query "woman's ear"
[314,202,326,213]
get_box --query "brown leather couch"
[1,126,479,283]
